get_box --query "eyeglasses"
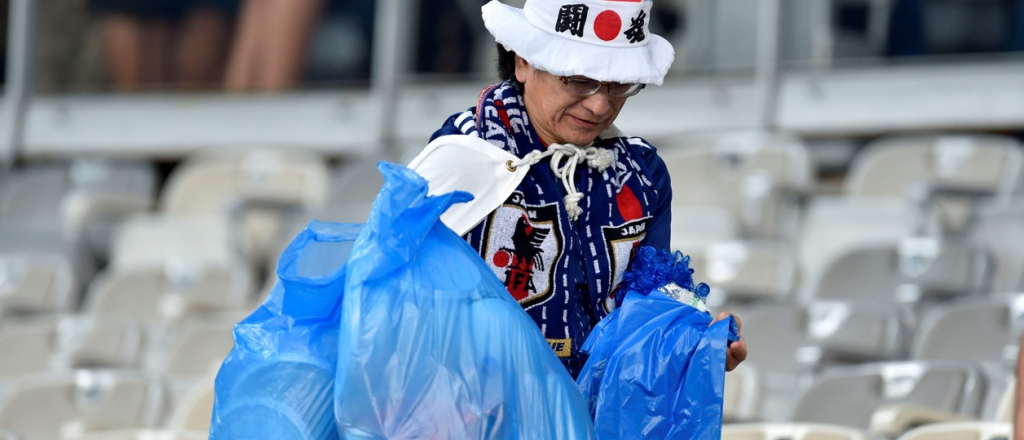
[557,76,646,98]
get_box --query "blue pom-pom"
[615,246,710,308]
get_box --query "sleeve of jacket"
[429,109,478,142]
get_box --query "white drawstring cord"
[509,143,614,221]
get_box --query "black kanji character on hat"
[555,4,589,38]
[624,9,646,43]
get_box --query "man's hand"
[713,311,747,372]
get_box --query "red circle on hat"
[594,10,622,42]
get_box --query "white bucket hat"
[482,0,675,85]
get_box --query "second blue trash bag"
[209,221,360,440]
[577,246,739,440]
[334,162,596,440]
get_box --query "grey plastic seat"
[722,423,872,440]
[971,198,1024,292]
[896,422,1011,440]
[724,364,762,423]
[145,148,329,271]
[83,264,252,322]
[738,300,907,421]
[146,313,241,379]
[659,130,814,239]
[845,135,1024,199]
[0,371,165,440]
[76,430,207,440]
[911,295,1023,422]
[796,197,918,303]
[912,294,1024,367]
[53,314,146,370]
[0,316,60,379]
[0,223,89,315]
[330,158,386,207]
[698,240,798,302]
[791,361,986,436]
[802,238,991,305]
[743,301,906,375]
[799,135,1023,305]
[95,214,255,321]
[0,249,79,316]
[166,374,215,434]
[0,160,157,261]
[845,135,1023,234]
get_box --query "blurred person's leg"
[225,0,326,91]
[97,0,182,91]
[259,0,326,89]
[140,19,174,88]
[176,6,234,89]
[100,13,148,91]
[224,0,266,91]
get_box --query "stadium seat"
[0,160,157,261]
[738,300,907,421]
[845,135,1024,199]
[724,363,762,422]
[671,207,742,255]
[88,214,254,321]
[108,215,237,272]
[722,422,872,440]
[75,430,207,440]
[993,376,1014,423]
[83,264,251,322]
[158,149,329,267]
[970,198,1024,293]
[743,301,906,374]
[802,238,991,305]
[0,371,165,440]
[845,134,1024,234]
[147,314,240,379]
[330,158,386,208]
[912,294,1024,366]
[0,248,79,316]
[660,130,814,239]
[909,295,1021,422]
[796,197,918,303]
[698,240,798,302]
[54,314,146,370]
[167,374,215,433]
[0,316,60,379]
[791,361,986,436]
[896,422,1011,440]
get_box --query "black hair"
[496,43,524,93]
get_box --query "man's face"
[515,57,628,146]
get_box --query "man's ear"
[514,56,532,84]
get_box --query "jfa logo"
[481,192,562,309]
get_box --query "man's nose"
[580,90,613,117]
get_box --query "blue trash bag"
[334,162,596,440]
[209,220,361,440]
[577,246,739,440]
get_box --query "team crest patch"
[602,216,650,311]
[482,192,562,309]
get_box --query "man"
[429,0,746,377]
